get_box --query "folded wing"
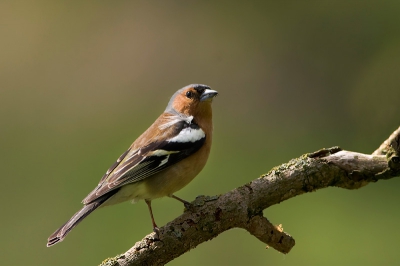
[83,118,205,204]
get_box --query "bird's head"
[166,84,218,117]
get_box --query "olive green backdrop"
[2,1,400,265]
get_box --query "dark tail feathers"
[47,191,116,247]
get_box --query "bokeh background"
[2,1,400,265]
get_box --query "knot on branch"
[388,154,400,172]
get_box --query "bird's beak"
[200,89,218,102]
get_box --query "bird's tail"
[47,191,116,247]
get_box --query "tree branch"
[373,126,400,155]
[100,127,400,266]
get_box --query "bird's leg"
[145,199,159,235]
[170,194,192,209]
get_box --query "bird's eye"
[186,91,193,98]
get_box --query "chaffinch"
[47,84,218,247]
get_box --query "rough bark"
[100,126,400,266]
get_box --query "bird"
[47,84,218,247]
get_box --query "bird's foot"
[183,201,193,210]
[152,226,160,240]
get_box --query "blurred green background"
[2,1,400,265]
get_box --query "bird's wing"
[82,116,205,204]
